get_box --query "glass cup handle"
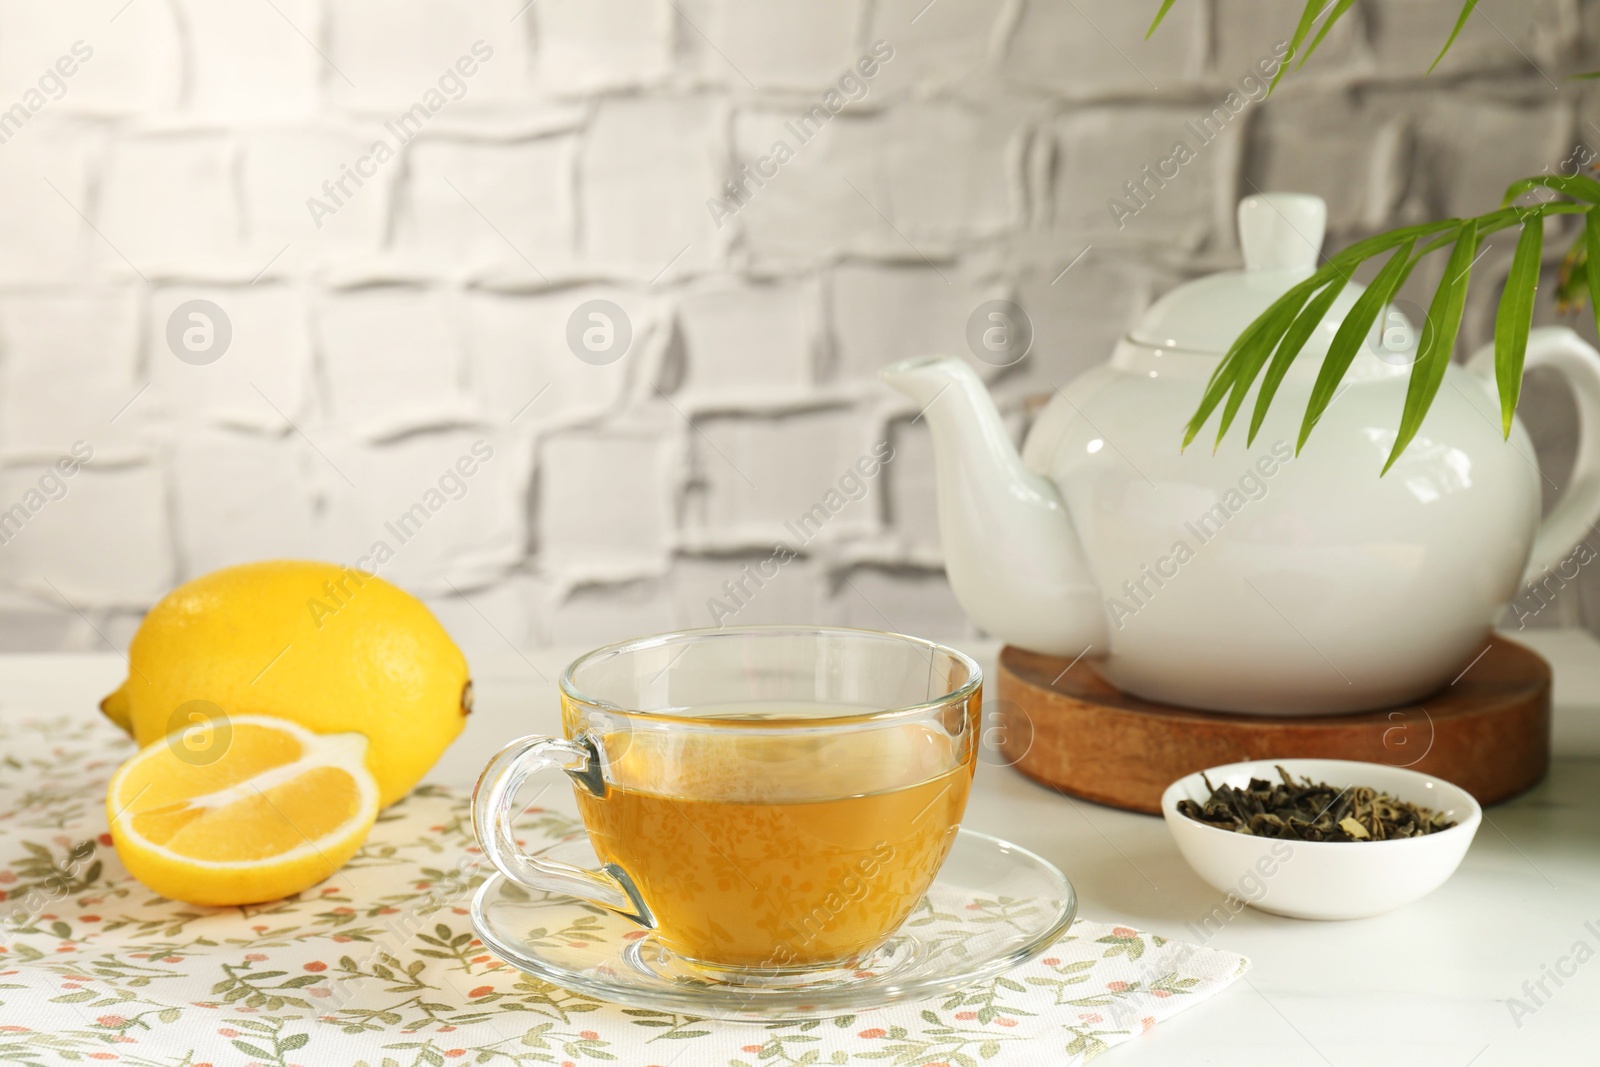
[471,734,653,926]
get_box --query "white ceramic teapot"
[883,193,1600,715]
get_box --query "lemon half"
[107,715,380,906]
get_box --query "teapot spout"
[880,357,1106,656]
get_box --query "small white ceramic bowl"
[1161,758,1482,920]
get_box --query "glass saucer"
[470,828,1077,1020]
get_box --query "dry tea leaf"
[1176,766,1457,842]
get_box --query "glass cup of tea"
[472,625,981,979]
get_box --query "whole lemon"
[101,560,471,808]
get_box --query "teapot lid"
[1127,193,1380,357]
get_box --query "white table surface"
[7,627,1599,1066]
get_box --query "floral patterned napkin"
[0,714,1247,1066]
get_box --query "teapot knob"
[1239,193,1326,272]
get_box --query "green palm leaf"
[1586,209,1600,339]
[1246,275,1350,445]
[1382,221,1479,473]
[1426,1,1479,75]
[1192,198,1593,466]
[1274,0,1333,90]
[1184,223,1457,451]
[1559,231,1590,311]
[1296,240,1418,452]
[1150,13,1600,470]
[1149,0,1557,88]
[1145,0,1180,38]
[1502,174,1600,205]
[1298,0,1357,68]
[1182,278,1322,449]
[1214,278,1335,449]
[1493,218,1543,435]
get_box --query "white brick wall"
[145,284,313,432]
[315,286,477,437]
[180,0,323,118]
[0,0,1597,653]
[0,289,142,454]
[581,98,722,276]
[99,134,241,271]
[0,131,98,284]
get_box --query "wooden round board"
[994,635,1551,814]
